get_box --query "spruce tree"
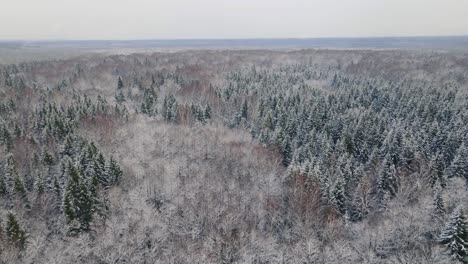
[204,104,212,120]
[115,90,126,103]
[430,154,447,188]
[4,153,18,195]
[376,155,399,208]
[63,162,94,233]
[331,176,347,215]
[6,213,26,249]
[117,76,124,90]
[439,206,468,263]
[108,157,122,184]
[448,143,468,181]
[241,99,248,119]
[432,188,445,220]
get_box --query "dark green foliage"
[141,88,157,116]
[241,99,248,119]
[108,157,123,185]
[63,163,94,233]
[117,76,124,89]
[204,104,212,120]
[162,94,178,122]
[6,213,26,249]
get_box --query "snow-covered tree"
[439,206,468,263]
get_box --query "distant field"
[1,36,467,64]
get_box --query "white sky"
[1,0,468,40]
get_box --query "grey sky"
[1,0,468,40]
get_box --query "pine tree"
[6,213,26,249]
[4,153,18,195]
[376,155,399,208]
[433,188,445,220]
[241,99,248,119]
[439,206,468,263]
[430,154,447,188]
[33,170,45,194]
[95,153,107,186]
[63,162,94,233]
[117,76,124,90]
[13,174,26,197]
[108,157,123,184]
[204,104,212,120]
[331,176,347,215]
[448,143,468,181]
[281,137,293,167]
[115,90,126,103]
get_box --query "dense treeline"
[0,49,468,263]
[218,65,468,220]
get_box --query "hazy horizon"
[1,0,468,40]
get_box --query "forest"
[0,49,468,263]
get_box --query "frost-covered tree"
[117,76,124,89]
[376,155,398,207]
[6,213,26,249]
[432,188,445,220]
[439,206,468,263]
[448,143,468,182]
[63,163,94,233]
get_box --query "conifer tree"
[331,176,347,215]
[115,90,126,103]
[6,213,26,249]
[4,153,18,195]
[433,188,445,220]
[117,76,124,90]
[13,174,26,197]
[63,162,94,232]
[108,157,123,184]
[0,169,7,197]
[430,154,447,188]
[33,170,45,194]
[241,99,248,119]
[376,155,399,207]
[204,104,212,120]
[439,206,468,263]
[448,143,468,181]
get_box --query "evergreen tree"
[439,206,468,263]
[281,137,293,167]
[13,174,26,197]
[0,172,6,196]
[204,104,212,120]
[448,143,468,182]
[376,155,399,207]
[33,170,45,194]
[433,188,445,220]
[63,162,94,233]
[430,154,447,188]
[117,76,124,89]
[115,90,126,103]
[241,99,248,119]
[108,157,123,184]
[4,153,18,195]
[6,213,26,249]
[331,176,347,215]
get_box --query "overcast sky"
[1,0,468,40]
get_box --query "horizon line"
[1,34,468,42]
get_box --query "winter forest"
[0,48,468,263]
